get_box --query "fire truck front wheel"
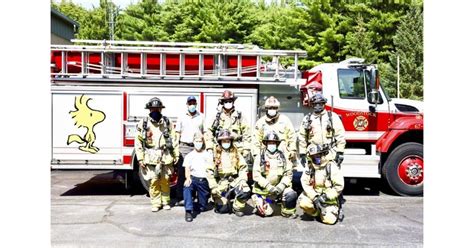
[382,142,423,196]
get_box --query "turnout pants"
[211,178,250,212]
[298,193,339,225]
[146,164,174,208]
[252,188,297,217]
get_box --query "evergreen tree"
[388,4,424,100]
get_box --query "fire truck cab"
[300,58,423,196]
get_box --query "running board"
[340,154,380,178]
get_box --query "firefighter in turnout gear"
[252,96,298,168]
[298,93,346,166]
[252,131,297,218]
[205,90,252,162]
[206,129,251,217]
[298,143,344,224]
[135,97,180,212]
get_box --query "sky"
[62,0,140,9]
[62,0,276,10]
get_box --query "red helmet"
[219,90,238,102]
[217,129,234,141]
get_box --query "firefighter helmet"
[307,143,330,156]
[262,131,281,144]
[145,97,165,109]
[219,90,238,102]
[264,96,280,108]
[310,93,327,105]
[217,129,234,141]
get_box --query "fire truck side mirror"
[368,90,380,105]
[367,66,380,105]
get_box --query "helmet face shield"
[310,93,327,111]
[145,97,165,109]
[313,102,325,113]
[310,154,322,165]
[307,144,330,163]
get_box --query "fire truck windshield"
[337,68,367,99]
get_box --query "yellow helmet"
[264,96,280,109]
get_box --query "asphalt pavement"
[51,170,423,247]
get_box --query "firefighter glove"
[300,154,307,167]
[336,152,344,166]
[289,151,297,160]
[274,184,285,196]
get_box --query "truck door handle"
[369,105,376,113]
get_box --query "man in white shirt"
[183,132,212,222]
[175,96,205,205]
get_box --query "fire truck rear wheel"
[129,151,150,192]
[382,142,423,196]
[137,163,151,192]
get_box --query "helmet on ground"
[262,131,281,144]
[145,97,165,109]
[219,90,238,102]
[217,129,234,141]
[264,96,280,109]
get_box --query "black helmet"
[145,97,165,109]
[310,93,327,105]
[217,129,234,141]
[262,131,281,144]
[307,143,330,156]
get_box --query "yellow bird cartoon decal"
[67,95,106,154]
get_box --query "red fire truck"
[50,40,423,196]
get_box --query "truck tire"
[133,151,179,193]
[382,142,423,196]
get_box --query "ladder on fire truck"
[51,39,307,85]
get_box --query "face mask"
[188,105,197,113]
[222,142,231,150]
[224,102,233,110]
[149,111,162,122]
[194,141,203,151]
[314,103,325,114]
[267,144,277,153]
[312,155,321,165]
[267,109,277,117]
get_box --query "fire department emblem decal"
[67,94,106,154]
[353,115,368,131]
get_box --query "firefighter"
[252,96,297,168]
[298,143,344,224]
[206,129,251,217]
[135,97,179,212]
[252,131,297,218]
[298,93,346,167]
[205,90,252,163]
[175,96,205,205]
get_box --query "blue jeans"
[183,176,210,212]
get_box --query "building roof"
[51,8,80,28]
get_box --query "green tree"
[53,0,119,40]
[190,0,259,43]
[343,15,377,63]
[388,4,423,100]
[115,0,166,41]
